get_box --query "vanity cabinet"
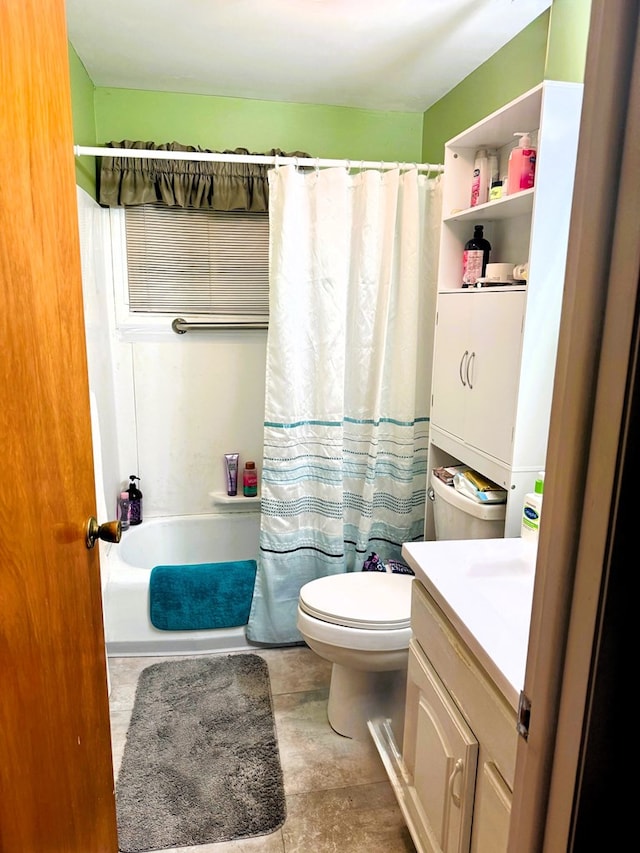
[427,81,583,537]
[401,580,518,853]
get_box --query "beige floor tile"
[255,645,332,695]
[282,782,417,853]
[109,647,409,853]
[273,688,387,795]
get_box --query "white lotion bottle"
[521,472,544,541]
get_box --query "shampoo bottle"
[470,148,490,207]
[462,224,491,287]
[127,475,143,525]
[507,132,537,195]
[521,472,544,542]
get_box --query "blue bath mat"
[149,560,257,631]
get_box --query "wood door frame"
[509,1,639,848]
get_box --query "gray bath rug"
[115,654,286,852]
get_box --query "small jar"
[243,461,258,497]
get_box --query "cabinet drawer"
[411,580,518,788]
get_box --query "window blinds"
[124,204,270,321]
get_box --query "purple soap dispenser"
[127,475,143,525]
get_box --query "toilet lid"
[299,572,413,630]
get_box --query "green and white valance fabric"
[98,141,311,210]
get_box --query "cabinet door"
[465,290,526,462]
[430,291,526,465]
[430,294,472,443]
[405,641,478,853]
[472,762,512,853]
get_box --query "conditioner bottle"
[470,148,490,207]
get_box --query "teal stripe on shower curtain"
[246,164,442,645]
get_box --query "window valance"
[98,141,312,211]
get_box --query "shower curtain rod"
[73,145,444,173]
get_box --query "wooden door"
[0,1,119,851]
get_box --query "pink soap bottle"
[507,132,537,194]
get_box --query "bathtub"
[102,512,261,656]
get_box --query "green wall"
[545,0,592,81]
[421,0,591,165]
[68,45,97,196]
[70,0,591,198]
[421,13,549,164]
[93,89,423,164]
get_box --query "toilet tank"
[430,472,506,540]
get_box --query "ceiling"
[66,0,552,113]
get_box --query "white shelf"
[208,491,261,509]
[444,189,534,223]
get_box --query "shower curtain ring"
[315,157,320,175]
[274,154,279,171]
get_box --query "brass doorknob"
[85,517,122,549]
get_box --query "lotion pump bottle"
[507,132,537,195]
[521,472,544,542]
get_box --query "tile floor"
[108,645,417,853]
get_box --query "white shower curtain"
[247,164,442,645]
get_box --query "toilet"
[297,475,506,742]
[297,571,413,741]
[430,471,506,539]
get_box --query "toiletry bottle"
[243,461,258,497]
[225,452,239,496]
[507,132,537,195]
[470,148,490,207]
[127,475,143,525]
[462,224,491,287]
[488,148,499,193]
[521,472,544,541]
[118,491,130,531]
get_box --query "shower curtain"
[247,164,442,645]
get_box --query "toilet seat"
[299,572,413,630]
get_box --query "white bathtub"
[102,512,261,656]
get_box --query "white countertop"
[401,537,537,710]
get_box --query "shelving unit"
[427,81,584,538]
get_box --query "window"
[123,204,269,323]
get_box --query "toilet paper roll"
[513,263,529,281]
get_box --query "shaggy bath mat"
[115,654,286,852]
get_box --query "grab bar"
[172,317,268,334]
